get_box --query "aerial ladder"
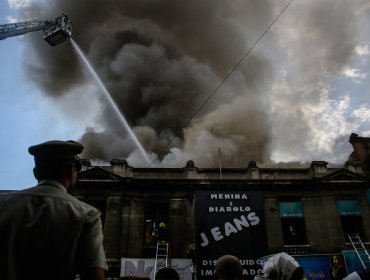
[0,14,72,46]
[154,242,169,277]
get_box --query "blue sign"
[336,200,362,216]
[294,254,348,280]
[279,202,304,218]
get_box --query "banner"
[195,190,268,280]
[343,250,370,273]
[294,254,348,280]
[120,258,193,280]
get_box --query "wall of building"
[74,157,370,278]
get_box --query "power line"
[147,0,294,167]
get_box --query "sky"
[1,0,370,190]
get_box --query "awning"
[279,202,304,218]
[336,200,362,216]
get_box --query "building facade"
[73,134,370,279]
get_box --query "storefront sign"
[279,201,304,218]
[120,258,193,280]
[195,190,268,280]
[336,200,362,216]
[294,254,348,280]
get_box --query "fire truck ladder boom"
[0,14,72,46]
[0,19,49,39]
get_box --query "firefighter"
[154,221,168,243]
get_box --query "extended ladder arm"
[0,19,50,40]
[0,14,72,46]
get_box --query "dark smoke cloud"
[21,0,362,166]
[22,0,275,166]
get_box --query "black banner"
[195,190,268,280]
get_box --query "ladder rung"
[348,234,370,269]
[154,242,169,275]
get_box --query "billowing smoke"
[21,0,367,167]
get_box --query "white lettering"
[200,232,209,247]
[200,213,261,246]
[211,227,223,241]
[247,212,260,225]
[201,260,217,265]
[224,222,238,236]
[207,206,251,212]
[243,269,261,275]
[208,193,249,200]
[201,269,214,276]
[233,215,250,230]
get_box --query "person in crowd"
[155,267,180,280]
[253,252,304,280]
[214,255,243,280]
[0,140,107,280]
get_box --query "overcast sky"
[1,0,370,190]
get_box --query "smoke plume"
[21,0,366,167]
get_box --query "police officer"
[0,140,107,280]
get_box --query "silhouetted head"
[215,255,243,280]
[29,140,84,188]
[155,267,180,280]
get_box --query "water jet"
[71,38,150,164]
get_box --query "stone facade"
[74,151,370,278]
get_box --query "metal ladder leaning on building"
[154,242,169,277]
[348,234,370,269]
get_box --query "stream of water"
[71,38,150,164]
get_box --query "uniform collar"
[38,179,67,192]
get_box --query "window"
[340,216,365,241]
[281,218,308,245]
[279,201,308,245]
[336,200,365,241]
[143,202,169,257]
